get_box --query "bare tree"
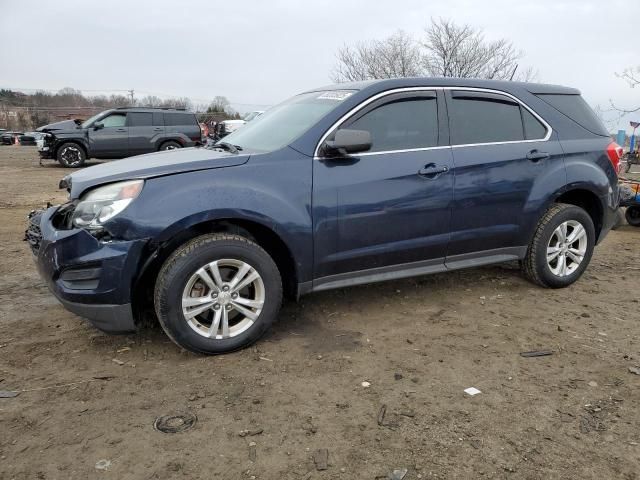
[618,66,640,89]
[513,65,539,83]
[0,88,227,129]
[159,96,193,110]
[422,18,530,80]
[138,95,163,107]
[207,96,231,113]
[610,65,640,115]
[331,31,424,82]
[331,19,536,83]
[57,87,82,96]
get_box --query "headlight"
[71,180,143,229]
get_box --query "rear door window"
[127,112,153,127]
[152,112,164,126]
[449,93,524,145]
[344,95,439,152]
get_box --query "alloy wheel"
[60,146,82,166]
[546,220,588,277]
[181,258,265,339]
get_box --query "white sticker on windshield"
[317,90,354,101]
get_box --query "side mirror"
[323,129,371,156]
[93,122,104,130]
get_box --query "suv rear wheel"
[159,140,181,151]
[522,203,595,288]
[57,142,86,168]
[154,234,283,354]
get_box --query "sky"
[0,0,638,132]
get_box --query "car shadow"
[38,159,110,169]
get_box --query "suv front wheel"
[154,234,283,354]
[522,203,595,288]
[57,142,86,168]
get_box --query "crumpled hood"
[63,147,250,199]
[37,119,82,132]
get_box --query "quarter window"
[521,108,547,140]
[536,93,607,136]
[345,97,438,152]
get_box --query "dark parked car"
[1,131,24,145]
[27,78,622,354]
[37,107,202,167]
[18,131,44,146]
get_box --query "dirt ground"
[1,146,639,480]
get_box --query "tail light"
[606,142,623,175]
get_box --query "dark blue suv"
[26,78,622,354]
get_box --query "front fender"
[109,150,314,281]
[52,134,89,155]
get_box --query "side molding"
[308,247,527,294]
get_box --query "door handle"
[153,127,163,131]
[526,150,550,162]
[116,128,127,132]
[418,164,449,178]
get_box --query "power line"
[1,86,132,93]
[134,90,272,108]
[1,86,273,109]
[0,106,104,110]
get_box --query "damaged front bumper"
[38,149,54,159]
[37,134,55,159]
[27,206,149,332]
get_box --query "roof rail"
[115,106,188,111]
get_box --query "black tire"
[154,234,283,354]
[159,140,181,151]
[625,206,640,227]
[522,203,595,288]
[56,142,86,168]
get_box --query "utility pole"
[128,89,135,106]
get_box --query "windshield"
[81,112,106,129]
[219,90,355,152]
[244,111,260,121]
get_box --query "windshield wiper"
[212,141,242,154]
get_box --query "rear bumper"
[597,187,620,244]
[598,205,617,244]
[29,206,148,333]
